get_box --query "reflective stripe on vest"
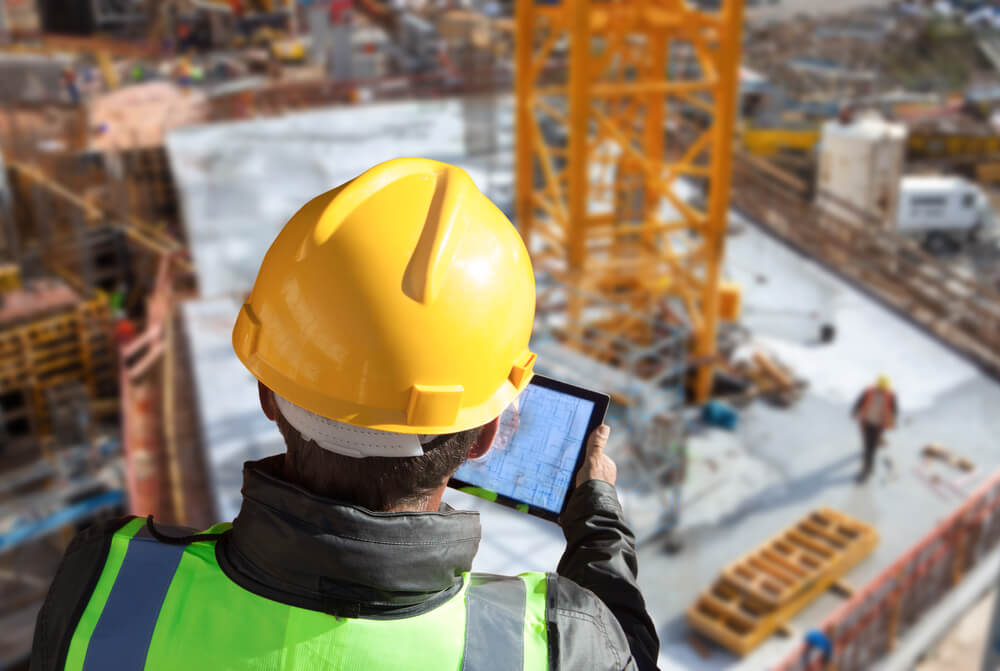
[64,520,548,671]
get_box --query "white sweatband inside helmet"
[274,393,437,458]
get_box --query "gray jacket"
[32,456,659,670]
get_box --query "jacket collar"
[222,456,481,614]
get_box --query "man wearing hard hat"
[851,374,899,483]
[32,160,659,670]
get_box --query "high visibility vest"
[63,518,549,671]
[859,388,895,429]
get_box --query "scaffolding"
[0,135,193,479]
[515,0,745,403]
[532,272,689,534]
[0,290,116,463]
[119,253,214,528]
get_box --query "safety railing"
[119,251,173,521]
[119,251,214,528]
[774,467,1000,670]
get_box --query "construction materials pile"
[744,8,995,116]
[735,351,806,408]
[89,82,208,152]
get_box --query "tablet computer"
[448,374,610,522]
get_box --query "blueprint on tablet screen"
[453,385,594,512]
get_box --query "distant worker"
[32,159,660,670]
[801,628,833,667]
[851,375,899,483]
[175,57,192,86]
[61,66,79,104]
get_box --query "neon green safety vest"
[64,518,549,670]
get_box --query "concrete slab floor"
[915,590,994,671]
[166,97,515,298]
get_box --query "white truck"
[896,175,997,254]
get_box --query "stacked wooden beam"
[688,508,879,656]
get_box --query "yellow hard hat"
[877,374,891,390]
[233,158,537,434]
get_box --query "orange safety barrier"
[774,468,1000,671]
[119,253,177,519]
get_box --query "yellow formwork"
[741,125,820,157]
[0,264,22,293]
[687,507,879,656]
[515,0,746,402]
[0,296,115,438]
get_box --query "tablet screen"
[452,383,595,514]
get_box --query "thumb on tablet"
[576,424,617,487]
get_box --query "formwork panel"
[0,295,115,442]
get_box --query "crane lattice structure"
[515,0,745,402]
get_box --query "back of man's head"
[275,408,480,511]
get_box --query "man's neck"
[281,454,448,513]
[385,485,447,512]
[403,485,447,513]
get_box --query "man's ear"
[259,381,278,421]
[468,417,500,460]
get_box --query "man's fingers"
[588,424,610,455]
[577,424,616,487]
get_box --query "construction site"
[4,0,1000,668]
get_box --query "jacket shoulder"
[547,573,638,671]
[30,516,139,671]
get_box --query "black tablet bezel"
[448,373,610,522]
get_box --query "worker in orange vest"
[851,375,898,483]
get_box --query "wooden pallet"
[687,507,878,656]
[720,509,873,607]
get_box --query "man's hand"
[576,424,617,487]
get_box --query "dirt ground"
[916,589,994,671]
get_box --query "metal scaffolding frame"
[532,271,688,533]
[514,0,745,402]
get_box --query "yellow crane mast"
[515,0,745,402]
